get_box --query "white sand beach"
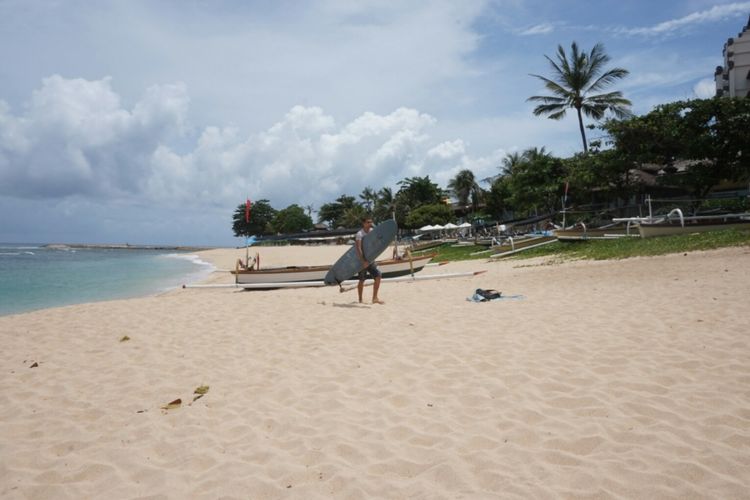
[1,245,750,499]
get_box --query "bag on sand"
[473,288,502,301]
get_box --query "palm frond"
[546,110,568,120]
[532,104,568,119]
[555,44,572,80]
[587,91,632,110]
[581,103,609,120]
[529,74,573,100]
[586,67,629,93]
[527,95,568,105]
[583,91,632,120]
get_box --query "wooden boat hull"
[555,227,639,241]
[187,270,486,290]
[232,254,434,285]
[638,219,750,238]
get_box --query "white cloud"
[519,23,555,36]
[0,76,507,218]
[618,2,750,36]
[0,75,189,199]
[693,78,717,98]
[428,140,467,159]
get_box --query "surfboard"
[324,219,397,285]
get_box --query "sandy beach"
[1,244,749,499]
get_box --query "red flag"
[245,199,251,223]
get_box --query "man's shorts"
[358,262,382,281]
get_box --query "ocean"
[0,243,214,317]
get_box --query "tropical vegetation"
[231,42,750,239]
[528,42,632,152]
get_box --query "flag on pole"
[245,199,251,223]
[564,181,569,197]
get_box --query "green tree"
[394,175,445,226]
[448,169,484,213]
[396,176,444,207]
[501,152,524,175]
[404,203,453,229]
[317,194,358,228]
[373,187,395,222]
[506,148,566,216]
[485,175,512,219]
[359,186,376,212]
[232,199,277,237]
[563,149,640,214]
[603,97,750,202]
[271,204,314,234]
[340,204,368,228]
[528,41,632,152]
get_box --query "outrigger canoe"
[231,253,437,285]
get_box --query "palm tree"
[447,169,482,212]
[374,187,396,221]
[359,186,376,212]
[522,146,552,164]
[396,176,445,207]
[528,42,632,153]
[501,151,524,175]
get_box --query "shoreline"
[0,246,216,318]
[43,243,216,251]
[2,246,749,498]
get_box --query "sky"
[1,0,749,246]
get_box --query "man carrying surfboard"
[355,217,384,304]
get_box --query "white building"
[715,15,750,97]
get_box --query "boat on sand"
[637,213,750,238]
[612,209,750,238]
[232,253,436,285]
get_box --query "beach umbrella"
[419,224,436,231]
[443,223,458,229]
[458,222,471,228]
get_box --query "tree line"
[233,42,750,238]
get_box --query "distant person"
[355,217,384,304]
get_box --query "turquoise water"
[0,244,214,316]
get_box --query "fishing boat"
[635,211,750,238]
[467,233,555,256]
[554,221,640,241]
[488,235,556,258]
[232,253,437,285]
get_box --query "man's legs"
[372,276,384,304]
[357,279,364,303]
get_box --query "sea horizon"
[0,243,215,317]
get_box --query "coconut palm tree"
[448,169,483,214]
[528,41,632,153]
[374,187,396,221]
[501,151,524,175]
[359,186,376,212]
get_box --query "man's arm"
[355,239,367,266]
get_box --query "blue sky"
[1,0,748,245]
